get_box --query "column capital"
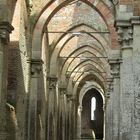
[0,22,14,42]
[106,76,114,83]
[106,77,114,99]
[47,75,57,89]
[70,95,77,102]
[66,94,77,102]
[59,87,67,95]
[66,93,72,98]
[66,93,72,101]
[28,59,43,77]
[108,59,121,78]
[115,19,133,47]
[26,0,33,14]
[106,90,111,99]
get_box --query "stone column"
[105,94,110,140]
[47,76,57,140]
[59,87,66,140]
[77,105,82,140]
[0,22,14,140]
[131,17,140,140]
[105,77,114,140]
[63,92,68,140]
[69,95,76,140]
[28,59,42,140]
[66,94,72,140]
[109,59,121,140]
[116,20,134,140]
[72,97,77,140]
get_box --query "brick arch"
[71,63,105,81]
[67,62,106,84]
[78,84,105,139]
[72,71,106,97]
[72,66,105,83]
[51,23,109,52]
[62,62,106,91]
[50,30,108,75]
[51,23,109,50]
[67,63,106,88]
[66,61,107,95]
[79,83,105,106]
[66,60,106,88]
[60,45,108,79]
[66,56,105,74]
[71,63,106,81]
[52,24,108,55]
[32,0,118,59]
[67,60,106,80]
[61,44,107,76]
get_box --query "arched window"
[91,97,96,120]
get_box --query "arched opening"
[91,97,96,121]
[81,88,104,139]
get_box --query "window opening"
[91,97,96,120]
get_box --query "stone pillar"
[47,76,57,140]
[59,86,66,140]
[0,22,14,140]
[28,59,42,140]
[105,94,110,140]
[109,59,121,140]
[69,95,76,140]
[77,105,82,140]
[63,92,68,140]
[66,94,72,140]
[105,77,114,140]
[72,97,77,140]
[116,20,134,140]
[131,17,140,140]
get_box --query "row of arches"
[29,0,119,140]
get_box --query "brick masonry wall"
[7,42,19,106]
[120,0,140,15]
[47,1,111,76]
[8,0,31,139]
[133,0,140,15]
[8,0,21,106]
[120,0,133,5]
[15,0,31,139]
[48,1,107,42]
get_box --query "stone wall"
[7,0,31,139]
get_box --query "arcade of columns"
[0,0,140,140]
